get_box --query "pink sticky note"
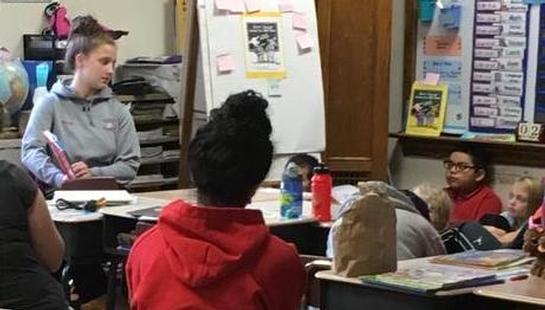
[278,0,295,12]
[217,54,235,73]
[215,0,231,10]
[245,0,261,12]
[292,13,308,30]
[229,0,245,13]
[296,33,314,50]
[422,72,440,85]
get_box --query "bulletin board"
[414,0,542,135]
[196,0,325,154]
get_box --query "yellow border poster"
[405,82,448,137]
[242,12,287,79]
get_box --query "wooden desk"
[474,276,545,309]
[316,267,528,310]
[100,188,322,254]
[136,187,296,204]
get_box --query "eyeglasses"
[443,160,477,172]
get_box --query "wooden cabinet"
[316,0,392,182]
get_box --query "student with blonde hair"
[412,183,452,232]
[485,176,544,246]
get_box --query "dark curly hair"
[64,15,116,72]
[189,90,273,206]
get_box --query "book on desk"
[430,249,531,270]
[361,250,532,295]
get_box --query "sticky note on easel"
[229,0,246,13]
[292,13,309,30]
[422,73,440,85]
[245,0,261,12]
[267,79,282,97]
[296,33,314,50]
[217,53,235,73]
[278,0,295,12]
[215,0,231,10]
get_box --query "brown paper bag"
[333,193,397,277]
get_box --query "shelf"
[140,156,180,166]
[117,93,175,103]
[134,118,179,126]
[139,136,179,146]
[390,132,545,167]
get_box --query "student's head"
[284,154,319,191]
[507,176,544,222]
[65,15,117,91]
[189,90,273,207]
[444,146,490,193]
[412,183,452,232]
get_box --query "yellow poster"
[243,12,287,79]
[405,82,448,137]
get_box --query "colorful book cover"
[405,82,448,137]
[430,249,528,269]
[43,130,76,180]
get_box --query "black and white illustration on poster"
[243,13,286,79]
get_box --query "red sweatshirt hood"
[156,199,270,287]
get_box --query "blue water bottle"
[280,162,303,219]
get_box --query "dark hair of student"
[64,15,116,72]
[452,145,493,183]
[188,90,273,206]
[285,154,319,180]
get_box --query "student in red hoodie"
[444,146,502,224]
[126,90,306,310]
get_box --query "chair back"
[299,255,332,308]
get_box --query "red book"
[43,130,76,180]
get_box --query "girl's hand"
[71,161,90,179]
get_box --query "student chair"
[299,255,332,309]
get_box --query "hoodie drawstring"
[84,102,94,126]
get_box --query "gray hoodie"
[21,79,140,188]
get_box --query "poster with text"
[243,13,287,79]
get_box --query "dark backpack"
[440,222,502,254]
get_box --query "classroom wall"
[0,0,176,62]
[387,0,545,206]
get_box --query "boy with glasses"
[444,147,502,224]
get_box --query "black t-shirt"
[0,160,67,309]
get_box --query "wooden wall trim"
[371,0,393,181]
[327,157,373,172]
[403,0,417,111]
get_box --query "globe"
[0,58,29,130]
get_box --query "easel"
[177,0,199,188]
